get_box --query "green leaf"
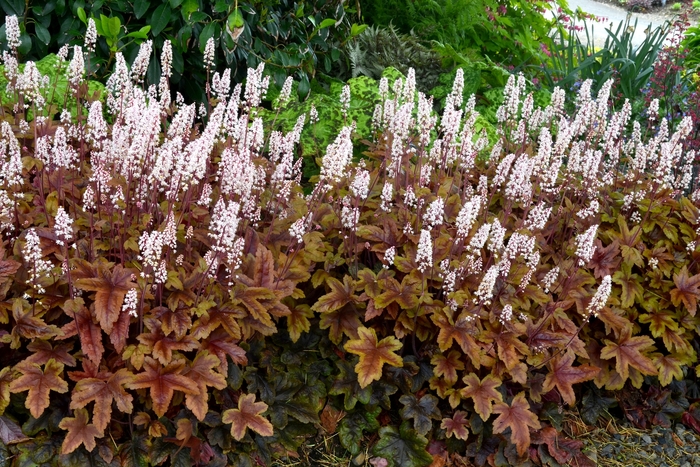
[134,0,150,19]
[338,406,381,455]
[372,421,433,467]
[318,18,336,29]
[399,394,441,436]
[150,4,172,37]
[77,7,87,25]
[297,73,310,100]
[581,387,616,425]
[213,0,229,13]
[170,0,184,7]
[199,22,217,53]
[126,26,150,40]
[351,23,367,37]
[228,8,245,29]
[34,23,51,45]
[106,16,121,39]
[180,0,199,20]
[119,434,148,467]
[329,359,372,411]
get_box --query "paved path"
[545,0,678,47]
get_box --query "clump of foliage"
[344,25,444,93]
[0,0,363,102]
[360,0,569,69]
[541,12,671,110]
[3,15,700,467]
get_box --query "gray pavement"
[545,0,681,48]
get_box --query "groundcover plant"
[1,13,700,467]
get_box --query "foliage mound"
[2,19,700,467]
[0,0,363,102]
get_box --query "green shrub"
[360,0,570,69]
[0,0,362,102]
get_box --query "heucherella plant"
[1,14,700,466]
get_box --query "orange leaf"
[25,340,76,367]
[8,298,61,348]
[653,353,684,387]
[0,368,13,416]
[440,410,469,440]
[137,317,198,365]
[126,357,199,417]
[600,327,656,380]
[374,275,421,310]
[74,263,136,333]
[59,408,101,454]
[319,305,363,344]
[431,350,464,386]
[9,359,69,418]
[59,298,104,365]
[588,239,620,279]
[670,266,700,316]
[201,327,247,373]
[286,304,313,343]
[345,326,403,388]
[460,373,502,421]
[182,351,227,421]
[492,392,541,456]
[222,393,274,441]
[432,310,482,368]
[542,352,599,406]
[311,276,360,314]
[70,368,135,432]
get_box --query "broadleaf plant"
[0,14,699,465]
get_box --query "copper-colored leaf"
[440,411,470,440]
[59,298,104,364]
[433,310,482,368]
[137,320,198,365]
[201,327,247,373]
[588,240,620,279]
[311,276,360,314]
[9,298,61,348]
[9,359,69,418]
[542,352,599,406]
[176,418,193,445]
[70,368,135,432]
[59,408,101,454]
[612,263,643,309]
[222,393,274,441]
[0,368,12,416]
[191,306,244,341]
[460,373,503,421]
[374,275,421,310]
[0,257,20,281]
[126,357,199,417]
[345,326,403,388]
[182,351,227,421]
[25,340,76,367]
[653,353,684,387]
[600,327,656,380]
[156,306,192,340]
[286,304,313,343]
[431,351,464,386]
[492,392,541,456]
[110,306,131,353]
[670,266,700,316]
[319,305,362,344]
[74,263,136,333]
